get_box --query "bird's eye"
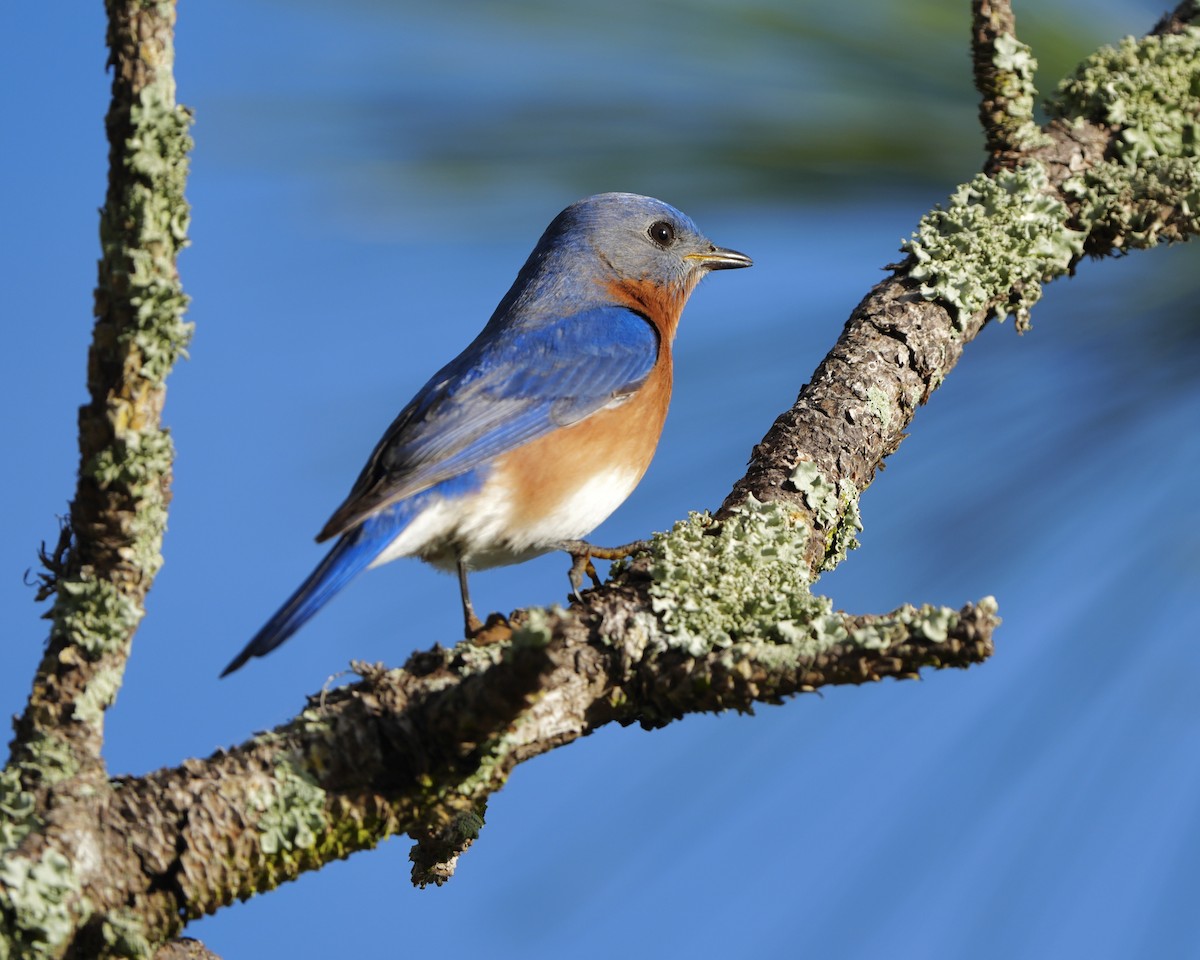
[648,220,676,247]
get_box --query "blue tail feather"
[221,503,417,677]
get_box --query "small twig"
[154,939,223,960]
[23,516,72,605]
[971,0,1046,165]
[1153,0,1200,35]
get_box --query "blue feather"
[318,306,658,539]
[221,471,484,676]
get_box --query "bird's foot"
[470,611,512,644]
[463,604,511,642]
[555,538,653,600]
[463,607,484,638]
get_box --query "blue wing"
[220,472,482,677]
[317,305,659,540]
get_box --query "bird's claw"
[559,538,650,602]
[566,552,602,600]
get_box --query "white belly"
[368,465,642,572]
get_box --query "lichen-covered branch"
[1156,0,1200,35]
[1,2,192,958]
[153,940,223,960]
[971,0,1049,163]
[721,9,1199,576]
[10,0,192,778]
[101,514,994,924]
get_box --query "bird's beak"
[687,246,753,270]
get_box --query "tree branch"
[110,586,995,926]
[1,2,192,958]
[153,940,222,960]
[11,0,192,780]
[970,0,1048,165]
[722,6,1199,548]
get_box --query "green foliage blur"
[233,0,1155,206]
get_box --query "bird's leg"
[554,538,653,599]
[456,555,484,637]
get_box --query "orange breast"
[498,352,673,533]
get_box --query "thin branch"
[1155,0,1200,34]
[9,0,192,784]
[153,939,222,960]
[1,3,192,958]
[723,11,1200,545]
[971,0,1047,166]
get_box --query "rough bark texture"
[2,2,193,958]
[13,0,192,778]
[153,941,222,960]
[971,0,1047,164]
[718,116,1111,570]
[110,596,995,923]
[2,1,1198,957]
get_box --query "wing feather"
[317,306,658,541]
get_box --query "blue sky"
[3,1,1198,957]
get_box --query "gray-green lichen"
[787,463,862,571]
[865,385,892,428]
[72,665,124,725]
[1050,28,1200,253]
[902,162,1086,330]
[0,849,89,960]
[243,733,401,880]
[633,497,969,666]
[990,33,1052,150]
[448,716,525,802]
[848,597,996,650]
[823,479,863,572]
[50,578,144,660]
[789,462,839,526]
[1052,27,1200,166]
[104,84,194,385]
[100,909,152,960]
[510,607,556,649]
[4,734,80,796]
[642,497,845,656]
[0,768,38,851]
[250,753,328,856]
[849,603,959,649]
[1065,155,1200,250]
[87,426,175,490]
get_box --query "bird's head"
[494,192,751,338]
[547,192,752,335]
[564,192,750,279]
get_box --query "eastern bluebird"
[221,192,751,676]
